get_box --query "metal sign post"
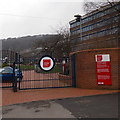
[39,55,55,72]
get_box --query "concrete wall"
[71,48,119,90]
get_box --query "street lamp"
[74,14,82,41]
[44,47,48,54]
[45,47,48,51]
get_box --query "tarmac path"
[1,93,119,119]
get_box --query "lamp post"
[44,47,48,55]
[74,14,82,41]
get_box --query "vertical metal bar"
[18,54,21,90]
[12,62,15,90]
[71,54,76,87]
[13,53,18,92]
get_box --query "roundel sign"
[39,55,55,71]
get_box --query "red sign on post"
[43,59,51,68]
[95,54,112,85]
[39,55,55,72]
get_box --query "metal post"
[18,54,21,90]
[13,62,17,92]
[12,62,15,88]
[13,53,18,92]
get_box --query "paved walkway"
[2,93,119,118]
[1,88,119,106]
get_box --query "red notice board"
[95,54,112,85]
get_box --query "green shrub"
[2,63,9,67]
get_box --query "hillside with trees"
[2,34,55,52]
[2,25,71,58]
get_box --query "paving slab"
[1,88,119,106]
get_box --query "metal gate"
[0,50,16,89]
[17,55,74,90]
[0,50,76,91]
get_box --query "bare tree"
[84,0,120,13]
[34,25,71,58]
[54,25,71,58]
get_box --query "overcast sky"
[0,0,86,39]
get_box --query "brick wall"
[71,48,119,90]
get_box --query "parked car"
[0,66,23,82]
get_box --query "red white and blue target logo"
[39,55,55,71]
